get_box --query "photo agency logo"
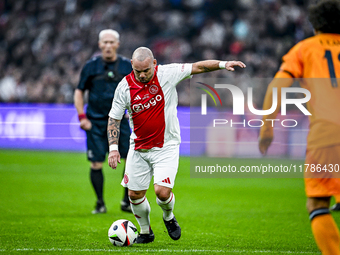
[196,81,312,128]
[196,82,223,114]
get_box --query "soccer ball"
[108,219,138,246]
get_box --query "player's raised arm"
[107,117,121,169]
[191,60,246,75]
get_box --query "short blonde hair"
[98,29,120,41]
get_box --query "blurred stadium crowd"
[0,0,312,106]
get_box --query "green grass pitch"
[0,150,337,254]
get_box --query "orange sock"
[334,195,340,204]
[310,210,340,255]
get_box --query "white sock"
[130,196,151,234]
[156,192,175,221]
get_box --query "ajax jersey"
[109,63,192,150]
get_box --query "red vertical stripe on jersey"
[126,66,165,150]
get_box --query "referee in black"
[74,29,132,214]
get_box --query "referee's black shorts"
[86,117,130,162]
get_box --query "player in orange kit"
[258,1,340,254]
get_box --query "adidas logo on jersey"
[134,95,141,100]
[162,177,171,184]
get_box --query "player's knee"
[306,197,331,213]
[128,190,146,200]
[306,198,313,213]
[154,186,171,201]
[91,162,103,169]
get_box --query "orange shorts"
[304,145,340,197]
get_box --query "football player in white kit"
[107,47,246,243]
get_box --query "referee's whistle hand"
[108,151,121,169]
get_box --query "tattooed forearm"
[191,60,220,74]
[107,117,121,145]
[202,65,212,72]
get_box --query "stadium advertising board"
[0,99,307,162]
[0,104,85,151]
[0,104,191,155]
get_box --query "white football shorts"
[121,144,179,191]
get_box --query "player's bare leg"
[307,197,340,255]
[129,189,154,243]
[154,184,181,240]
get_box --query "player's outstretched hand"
[108,150,121,169]
[258,137,273,156]
[225,61,246,71]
